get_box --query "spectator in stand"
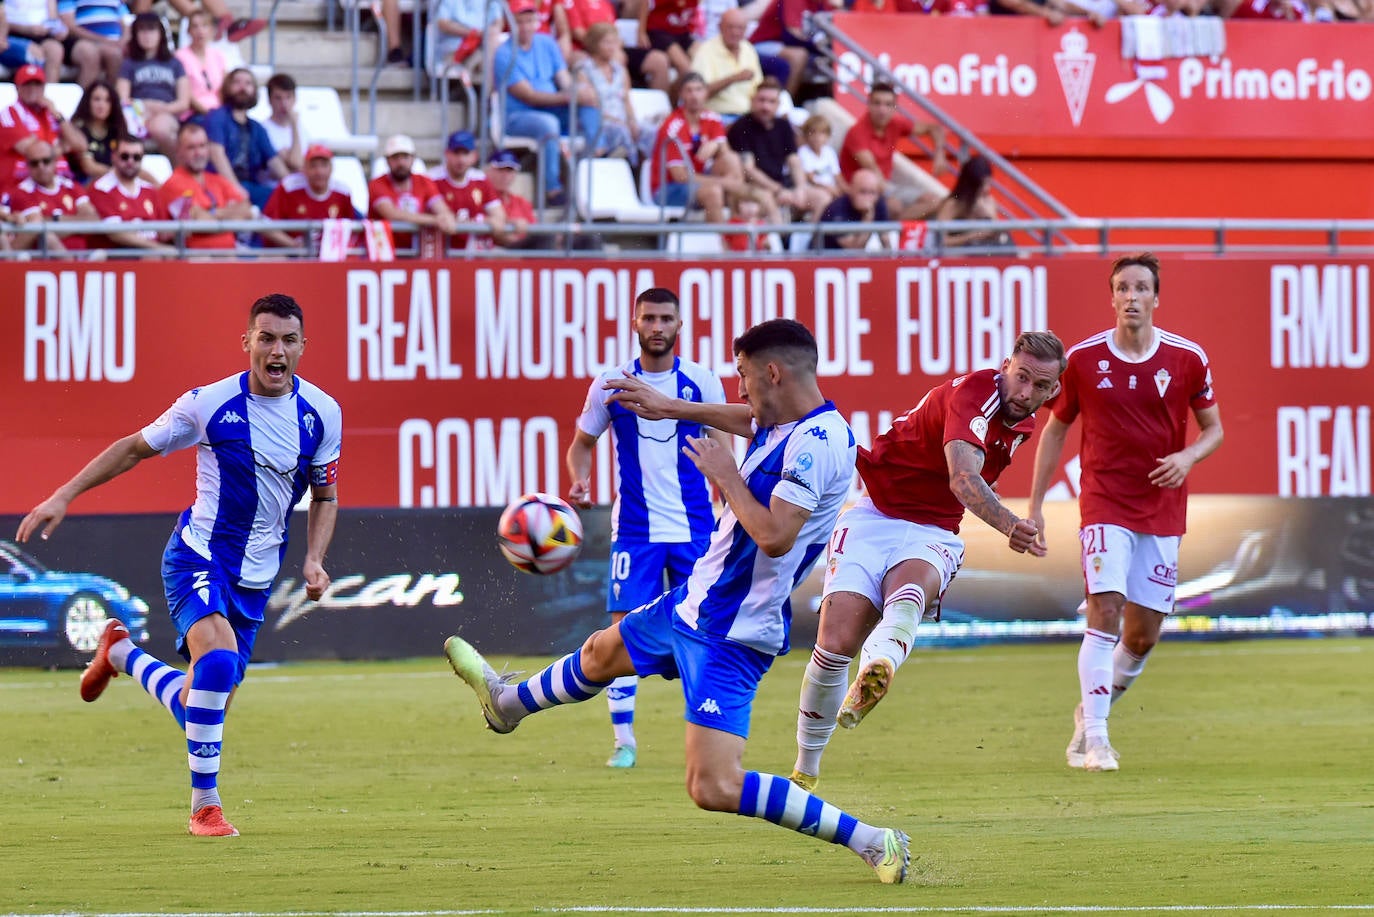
[132,0,265,43]
[116,13,190,157]
[159,119,251,250]
[429,129,508,252]
[3,138,98,251]
[486,148,536,249]
[577,22,639,161]
[261,143,358,250]
[58,0,128,87]
[724,194,765,251]
[748,0,840,100]
[925,155,1010,249]
[175,10,229,123]
[259,74,308,174]
[839,80,947,219]
[493,0,601,208]
[796,113,839,207]
[648,71,744,225]
[639,0,698,83]
[690,9,762,123]
[86,133,176,253]
[432,0,499,72]
[988,0,1104,23]
[0,0,66,82]
[368,133,458,252]
[559,0,672,90]
[727,77,829,223]
[820,166,889,251]
[0,64,84,190]
[203,68,288,209]
[67,78,128,184]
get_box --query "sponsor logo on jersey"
[969,415,989,442]
[805,425,830,442]
[1097,377,1113,389]
[1129,375,1138,390]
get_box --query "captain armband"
[310,459,339,487]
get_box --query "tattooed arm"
[945,440,1045,556]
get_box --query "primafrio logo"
[1053,29,1096,127]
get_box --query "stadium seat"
[629,87,671,136]
[637,160,687,221]
[46,83,84,120]
[250,86,379,157]
[331,155,371,217]
[615,18,639,48]
[574,157,662,222]
[666,231,724,254]
[142,153,174,185]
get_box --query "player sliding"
[791,331,1067,791]
[445,319,912,884]
[16,294,341,837]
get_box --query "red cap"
[15,64,46,85]
[510,0,537,12]
[304,144,334,161]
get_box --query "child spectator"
[117,13,190,155]
[797,114,840,202]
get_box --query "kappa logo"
[190,743,220,758]
[1053,29,1096,127]
[1097,377,1113,389]
[696,698,722,716]
[804,426,829,442]
[220,410,246,424]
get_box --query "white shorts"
[1079,523,1181,614]
[822,498,964,611]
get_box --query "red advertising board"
[828,14,1374,158]
[2,256,1370,515]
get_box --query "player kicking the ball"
[445,319,911,883]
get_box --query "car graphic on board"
[0,539,150,656]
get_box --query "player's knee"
[683,771,738,813]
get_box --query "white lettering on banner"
[397,416,560,507]
[1270,265,1369,369]
[1276,406,1371,497]
[894,266,1048,376]
[836,51,1037,99]
[473,267,653,379]
[23,271,136,383]
[270,572,464,629]
[1178,57,1372,103]
[679,268,798,375]
[346,269,462,381]
[814,268,874,377]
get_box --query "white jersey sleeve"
[141,388,207,456]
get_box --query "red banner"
[2,257,1370,515]
[829,14,1374,157]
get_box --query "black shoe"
[386,47,412,67]
[544,188,567,207]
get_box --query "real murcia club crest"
[1154,368,1172,396]
[1054,29,1095,128]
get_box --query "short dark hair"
[756,76,784,95]
[1012,330,1066,374]
[249,293,305,330]
[734,318,818,374]
[678,71,706,90]
[267,72,297,95]
[635,287,679,312]
[869,80,897,98]
[1109,252,1161,294]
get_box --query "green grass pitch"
[1,638,1371,917]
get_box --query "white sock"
[607,675,637,749]
[1078,627,1116,743]
[109,636,133,671]
[859,584,924,671]
[794,646,850,778]
[1112,644,1148,703]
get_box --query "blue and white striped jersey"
[577,357,726,543]
[141,372,343,590]
[674,401,856,657]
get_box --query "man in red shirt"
[0,64,82,189]
[1029,253,1223,773]
[368,133,457,255]
[261,144,359,250]
[838,80,948,218]
[648,71,743,225]
[87,135,176,253]
[638,0,699,79]
[790,331,1066,790]
[4,139,98,251]
[159,121,253,251]
[486,148,538,249]
[428,130,507,252]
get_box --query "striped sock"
[125,647,187,729]
[737,771,884,854]
[186,649,236,814]
[795,645,850,778]
[607,675,638,748]
[511,651,613,717]
[861,584,925,671]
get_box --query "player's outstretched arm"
[16,432,158,543]
[565,429,599,509]
[1149,404,1223,489]
[1026,413,1070,550]
[683,435,808,556]
[303,483,339,602]
[945,440,1044,557]
[605,374,754,437]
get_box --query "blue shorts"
[607,539,706,612]
[618,585,774,738]
[0,38,41,69]
[161,530,268,672]
[654,183,692,208]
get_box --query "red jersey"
[563,0,616,41]
[496,189,536,245]
[159,167,246,249]
[0,101,68,188]
[429,166,500,250]
[368,172,443,249]
[86,171,169,247]
[838,111,915,182]
[263,172,357,248]
[645,0,699,34]
[859,368,1036,534]
[1052,329,1216,536]
[649,108,727,195]
[5,175,89,219]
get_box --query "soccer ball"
[497,493,584,575]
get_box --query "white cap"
[383,134,416,157]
